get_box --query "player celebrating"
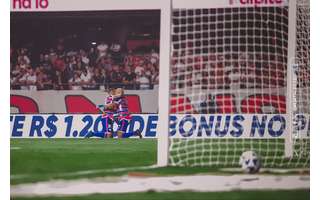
[112,88,142,138]
[85,88,118,138]
[85,88,142,138]
[102,88,119,138]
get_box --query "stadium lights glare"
[91,42,97,45]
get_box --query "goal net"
[291,0,310,167]
[165,0,309,168]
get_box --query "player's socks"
[134,129,142,139]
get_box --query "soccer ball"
[239,151,261,174]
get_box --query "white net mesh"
[292,0,310,167]
[168,1,309,168]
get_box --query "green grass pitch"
[11,139,227,184]
[11,139,309,200]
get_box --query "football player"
[85,88,118,138]
[85,88,142,138]
[112,88,142,138]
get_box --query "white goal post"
[157,0,309,168]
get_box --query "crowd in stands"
[11,43,309,92]
[170,51,288,90]
[10,41,160,91]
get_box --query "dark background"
[11,10,160,61]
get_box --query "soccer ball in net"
[239,151,261,174]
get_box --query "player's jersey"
[114,97,131,120]
[105,95,113,104]
[102,95,117,119]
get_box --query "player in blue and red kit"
[102,93,118,138]
[85,88,142,138]
[112,88,142,138]
[85,89,118,138]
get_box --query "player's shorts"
[117,119,130,133]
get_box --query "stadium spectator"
[80,49,90,66]
[11,40,291,92]
[37,72,53,90]
[150,49,159,65]
[88,47,98,66]
[17,48,31,65]
[97,41,108,58]
[200,94,217,114]
[48,48,57,61]
[69,72,82,90]
[151,68,159,89]
[136,71,150,90]
[80,68,94,90]
[134,61,145,76]
[10,40,158,91]
[41,54,53,74]
[226,64,242,90]
[17,68,29,90]
[53,57,66,72]
[26,68,37,90]
[16,67,36,90]
[144,62,153,78]
[52,71,63,90]
[91,68,103,89]
[124,50,134,66]
[110,42,122,63]
[35,67,44,89]
[122,66,137,89]
[109,64,123,88]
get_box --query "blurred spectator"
[11,41,290,92]
[110,43,121,53]
[134,60,145,76]
[136,71,150,90]
[69,72,82,90]
[150,65,159,89]
[150,49,159,65]
[26,68,37,90]
[80,50,90,66]
[49,48,57,61]
[38,73,53,90]
[16,67,36,90]
[11,64,22,89]
[145,62,153,79]
[92,68,105,90]
[110,42,122,63]
[97,41,108,58]
[109,65,123,88]
[88,47,97,66]
[80,68,93,90]
[53,71,63,90]
[124,50,135,66]
[17,48,31,65]
[41,54,53,74]
[17,68,29,90]
[200,94,217,113]
[53,57,66,72]
[226,64,242,90]
[123,66,136,89]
